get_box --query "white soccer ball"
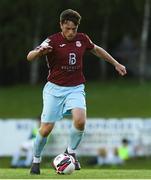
[52,153,75,175]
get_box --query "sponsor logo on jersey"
[76,41,81,47]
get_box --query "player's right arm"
[27,38,53,61]
[27,45,52,61]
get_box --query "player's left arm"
[90,45,127,76]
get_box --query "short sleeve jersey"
[38,32,94,86]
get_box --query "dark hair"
[60,9,81,26]
[122,138,129,144]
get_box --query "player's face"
[60,21,78,41]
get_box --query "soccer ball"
[52,153,75,175]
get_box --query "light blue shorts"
[41,82,86,123]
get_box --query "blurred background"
[0,0,151,169]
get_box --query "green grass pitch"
[0,169,151,179]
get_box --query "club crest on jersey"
[76,41,81,47]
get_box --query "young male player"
[27,9,127,174]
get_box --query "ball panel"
[52,153,75,175]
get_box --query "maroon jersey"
[39,32,94,86]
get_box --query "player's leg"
[69,108,86,149]
[33,123,54,159]
[63,84,86,170]
[65,108,86,170]
[30,123,54,174]
[30,82,64,175]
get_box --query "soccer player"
[27,9,127,175]
[11,127,38,168]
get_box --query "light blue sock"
[68,125,84,150]
[33,132,47,158]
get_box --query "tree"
[139,0,150,83]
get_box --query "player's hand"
[115,63,127,76]
[37,45,52,55]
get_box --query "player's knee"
[72,108,86,130]
[40,129,50,137]
[39,123,54,137]
[74,118,85,130]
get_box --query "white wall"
[1,118,151,156]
